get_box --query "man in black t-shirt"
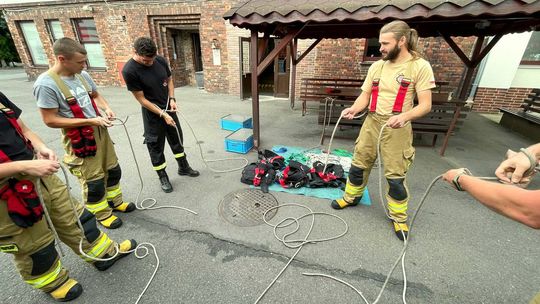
[122,37,199,193]
[0,92,136,302]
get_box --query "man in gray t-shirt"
[34,37,135,230]
[34,70,99,118]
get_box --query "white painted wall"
[478,32,535,89]
[511,65,540,88]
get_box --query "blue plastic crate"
[225,128,254,154]
[220,114,253,131]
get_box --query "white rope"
[153,102,249,173]
[254,203,349,303]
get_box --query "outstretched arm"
[443,169,540,229]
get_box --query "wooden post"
[250,30,260,148]
[289,38,297,109]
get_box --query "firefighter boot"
[48,278,83,302]
[157,169,173,193]
[94,239,137,271]
[108,201,136,213]
[99,215,122,229]
[177,156,200,177]
[392,221,409,241]
[331,196,361,210]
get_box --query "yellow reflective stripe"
[388,201,408,212]
[106,187,121,200]
[25,260,62,289]
[153,162,167,171]
[86,199,109,214]
[174,152,185,158]
[82,233,113,262]
[345,183,364,196]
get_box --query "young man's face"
[59,52,87,74]
[134,52,156,66]
[379,32,403,61]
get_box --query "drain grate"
[219,189,279,227]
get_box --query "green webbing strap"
[47,70,74,100]
[75,74,92,93]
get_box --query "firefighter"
[331,20,436,241]
[0,91,136,301]
[33,38,135,229]
[121,37,199,193]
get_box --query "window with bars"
[73,18,106,68]
[18,21,48,66]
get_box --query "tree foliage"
[0,12,20,64]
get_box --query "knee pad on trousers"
[348,165,364,185]
[387,178,407,201]
[106,165,122,187]
[30,242,58,275]
[87,179,105,203]
[80,209,100,243]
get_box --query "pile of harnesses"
[241,150,346,193]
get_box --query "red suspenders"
[369,61,413,114]
[47,71,99,158]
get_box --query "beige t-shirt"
[361,57,436,115]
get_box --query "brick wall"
[3,1,484,100]
[4,0,234,93]
[472,87,534,113]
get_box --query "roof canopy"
[224,0,540,38]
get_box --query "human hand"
[169,98,178,112]
[104,108,116,120]
[163,113,176,126]
[341,108,356,120]
[386,114,408,129]
[92,116,112,127]
[36,147,58,161]
[495,149,535,186]
[24,159,60,177]
[442,168,469,191]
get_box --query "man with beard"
[121,37,199,193]
[330,20,436,241]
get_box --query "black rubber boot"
[94,239,137,271]
[177,156,200,177]
[157,169,173,193]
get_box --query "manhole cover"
[219,189,279,226]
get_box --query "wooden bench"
[499,89,540,142]
[318,93,468,156]
[299,78,363,116]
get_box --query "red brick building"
[2,0,536,112]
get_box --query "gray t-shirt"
[33,70,99,118]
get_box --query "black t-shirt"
[0,92,34,161]
[122,55,171,108]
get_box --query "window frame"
[45,19,64,43]
[72,18,107,69]
[17,20,48,67]
[520,31,540,66]
[363,38,382,62]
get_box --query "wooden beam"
[289,38,297,109]
[258,32,269,64]
[441,34,472,68]
[257,28,300,77]
[296,38,322,65]
[472,34,503,67]
[250,30,260,148]
[458,36,484,100]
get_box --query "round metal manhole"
[219,189,279,227]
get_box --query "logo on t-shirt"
[70,87,92,108]
[396,73,405,85]
[162,80,167,87]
